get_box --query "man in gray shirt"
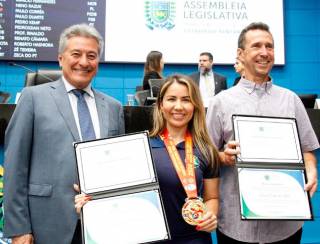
[206,22,319,243]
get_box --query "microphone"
[8,62,56,82]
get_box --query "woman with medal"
[149,74,220,243]
[74,74,220,243]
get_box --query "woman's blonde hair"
[150,74,220,173]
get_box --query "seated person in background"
[142,50,164,90]
[189,52,227,107]
[233,57,244,86]
[75,74,220,243]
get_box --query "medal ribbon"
[161,128,198,199]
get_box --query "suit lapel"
[50,80,80,141]
[195,72,200,85]
[94,90,109,138]
[214,73,220,94]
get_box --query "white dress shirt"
[199,71,215,107]
[62,76,101,140]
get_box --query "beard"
[198,66,211,75]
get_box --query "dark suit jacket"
[189,71,227,95]
[142,71,162,90]
[4,79,125,244]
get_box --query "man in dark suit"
[189,52,227,107]
[4,24,124,244]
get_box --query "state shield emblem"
[145,1,175,30]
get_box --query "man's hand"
[12,234,34,244]
[304,152,318,197]
[220,141,240,166]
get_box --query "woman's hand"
[12,234,34,244]
[74,184,91,214]
[195,211,217,233]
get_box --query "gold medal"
[162,129,206,226]
[182,198,206,225]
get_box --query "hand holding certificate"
[74,132,170,243]
[232,115,313,220]
[223,140,240,165]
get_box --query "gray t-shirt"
[206,78,319,243]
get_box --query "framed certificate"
[74,132,170,243]
[82,190,168,243]
[233,115,302,164]
[75,132,156,194]
[232,115,313,220]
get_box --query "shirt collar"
[201,70,213,77]
[238,77,272,95]
[150,136,164,148]
[62,76,94,98]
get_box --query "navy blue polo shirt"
[150,136,218,243]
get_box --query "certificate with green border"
[232,115,313,220]
[238,168,312,220]
[82,190,169,244]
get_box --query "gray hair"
[58,23,104,57]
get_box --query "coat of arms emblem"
[145,1,175,30]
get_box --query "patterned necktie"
[72,89,96,141]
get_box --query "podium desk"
[0,104,319,144]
